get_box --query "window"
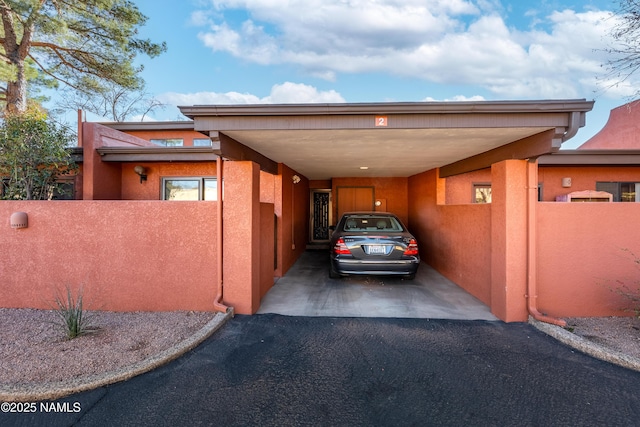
[341,214,404,232]
[596,182,640,202]
[51,181,75,200]
[163,178,218,201]
[193,138,212,147]
[150,138,183,147]
[473,184,492,204]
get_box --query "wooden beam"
[97,146,221,162]
[439,129,558,178]
[219,132,279,175]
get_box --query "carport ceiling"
[181,100,595,180]
[220,127,552,180]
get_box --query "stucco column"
[223,160,261,314]
[490,160,529,322]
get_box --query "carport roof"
[177,99,594,179]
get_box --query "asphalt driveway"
[7,315,640,426]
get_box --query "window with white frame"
[163,178,218,201]
[473,183,492,204]
[150,138,184,147]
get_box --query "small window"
[596,182,640,202]
[473,184,492,204]
[193,138,212,147]
[163,178,218,201]
[52,181,75,200]
[150,138,184,147]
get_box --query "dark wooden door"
[337,187,374,218]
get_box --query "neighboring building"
[3,99,640,323]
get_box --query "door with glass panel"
[310,190,332,243]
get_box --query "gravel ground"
[564,316,640,360]
[0,309,215,387]
[0,309,638,388]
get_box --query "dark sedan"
[329,212,420,279]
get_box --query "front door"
[310,190,332,242]
[336,186,375,218]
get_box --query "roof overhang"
[96,146,220,162]
[172,100,594,179]
[539,149,640,166]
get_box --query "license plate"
[367,245,387,254]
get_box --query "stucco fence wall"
[1,201,221,312]
[537,202,640,317]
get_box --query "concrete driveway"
[258,250,497,320]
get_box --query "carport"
[180,99,594,322]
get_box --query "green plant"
[52,285,96,339]
[0,107,78,200]
[609,248,640,318]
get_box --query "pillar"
[490,160,529,322]
[223,161,261,314]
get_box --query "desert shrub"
[610,248,640,317]
[52,285,96,339]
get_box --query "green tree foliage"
[0,107,77,200]
[0,0,166,114]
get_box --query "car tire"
[329,266,340,279]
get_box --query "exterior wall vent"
[10,212,28,228]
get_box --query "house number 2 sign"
[375,116,388,127]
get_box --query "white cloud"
[423,95,486,102]
[157,82,345,108]
[192,1,635,99]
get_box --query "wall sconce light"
[292,175,301,184]
[10,212,28,229]
[134,165,148,183]
[561,177,572,188]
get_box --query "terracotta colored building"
[3,99,640,324]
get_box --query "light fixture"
[134,165,148,183]
[561,177,572,188]
[359,166,369,170]
[292,175,301,184]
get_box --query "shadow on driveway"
[258,250,497,320]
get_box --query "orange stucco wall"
[408,169,492,306]
[82,123,156,200]
[445,169,492,205]
[261,203,276,298]
[222,161,261,314]
[275,164,309,276]
[0,201,217,311]
[539,166,640,201]
[121,163,218,200]
[489,160,529,322]
[537,202,640,317]
[579,101,640,149]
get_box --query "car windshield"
[341,215,404,232]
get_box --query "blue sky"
[54,0,638,149]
